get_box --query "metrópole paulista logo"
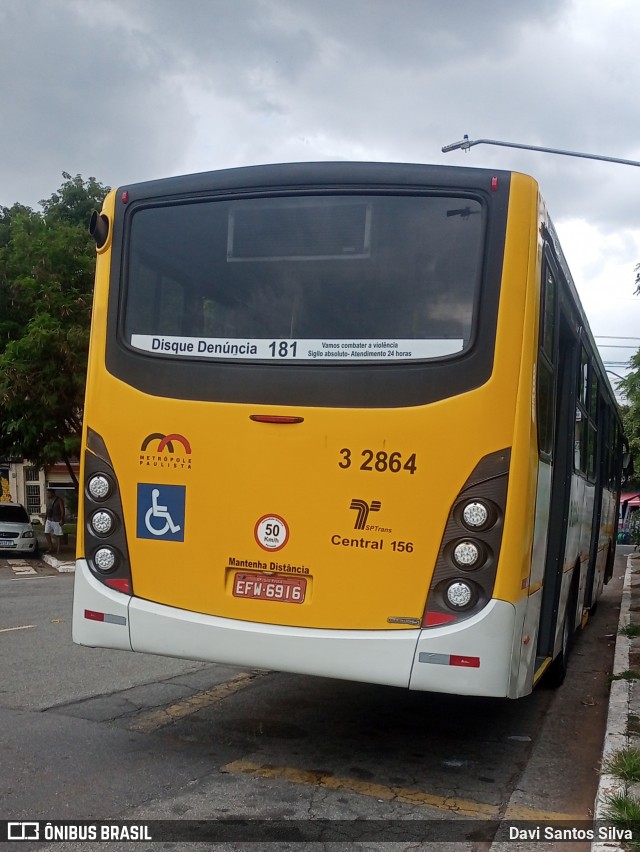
[139,433,192,470]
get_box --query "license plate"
[0,540,16,547]
[233,572,306,604]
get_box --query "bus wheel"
[544,613,570,688]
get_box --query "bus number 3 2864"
[338,448,417,474]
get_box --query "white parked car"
[0,503,38,555]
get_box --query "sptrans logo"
[350,498,381,530]
[140,432,192,471]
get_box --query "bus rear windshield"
[123,194,485,364]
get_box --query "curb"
[41,552,75,573]
[591,554,635,852]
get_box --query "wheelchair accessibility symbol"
[137,483,186,542]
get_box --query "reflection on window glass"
[575,408,585,472]
[538,361,554,456]
[587,423,597,481]
[580,348,589,406]
[590,377,599,421]
[123,194,485,362]
[542,270,555,358]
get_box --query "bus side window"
[537,263,556,459]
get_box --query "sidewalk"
[593,547,640,851]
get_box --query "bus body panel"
[409,598,518,697]
[485,173,539,608]
[72,560,132,651]
[85,385,516,630]
[517,587,544,696]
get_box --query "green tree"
[0,173,109,487]
[621,351,640,480]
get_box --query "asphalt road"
[0,550,627,851]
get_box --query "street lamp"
[606,370,629,404]
[606,370,627,382]
[441,135,640,168]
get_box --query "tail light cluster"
[83,428,133,594]
[423,449,510,627]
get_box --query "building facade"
[0,460,78,521]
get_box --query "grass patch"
[620,624,640,638]
[612,670,640,682]
[605,748,640,783]
[603,793,640,848]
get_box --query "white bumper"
[72,559,518,696]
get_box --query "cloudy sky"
[2,0,639,381]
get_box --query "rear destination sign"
[130,335,463,361]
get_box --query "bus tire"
[604,540,615,584]
[544,613,571,688]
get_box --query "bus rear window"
[124,194,485,363]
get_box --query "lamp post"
[441,135,640,168]
[605,370,629,405]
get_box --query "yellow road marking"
[129,671,264,733]
[502,803,583,821]
[224,760,582,822]
[0,624,35,633]
[224,759,497,818]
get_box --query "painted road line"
[223,760,582,822]
[502,803,583,821]
[7,559,37,575]
[0,625,36,633]
[11,575,58,580]
[129,671,265,733]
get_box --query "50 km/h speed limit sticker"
[254,514,289,552]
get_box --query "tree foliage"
[0,173,109,485]
[621,349,640,486]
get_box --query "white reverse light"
[91,511,114,535]
[94,547,117,572]
[453,540,481,568]
[446,581,474,609]
[88,475,111,500]
[462,501,489,529]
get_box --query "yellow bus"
[72,162,624,698]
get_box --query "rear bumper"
[72,559,518,696]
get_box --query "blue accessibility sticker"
[137,483,186,542]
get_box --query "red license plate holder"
[233,572,306,604]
